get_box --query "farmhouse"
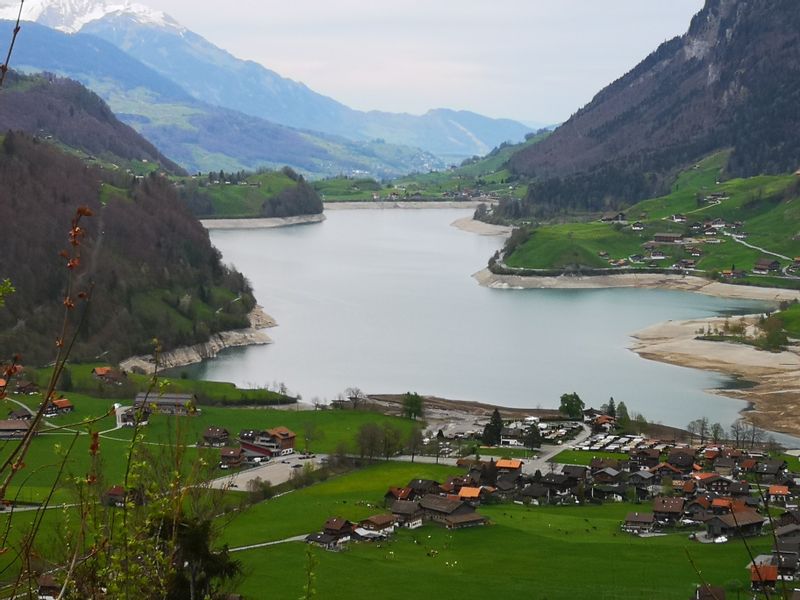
[92,367,127,385]
[219,447,244,469]
[239,426,296,456]
[705,511,765,538]
[390,500,424,529]
[202,426,230,447]
[622,512,655,534]
[753,258,781,274]
[654,232,683,244]
[0,419,32,440]
[134,393,198,416]
[653,497,685,523]
[44,398,74,416]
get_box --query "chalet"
[0,419,32,440]
[631,222,645,231]
[541,473,573,494]
[520,483,549,503]
[778,509,800,528]
[628,254,644,263]
[694,473,732,494]
[653,497,685,523]
[592,484,627,502]
[712,457,735,476]
[590,458,622,473]
[44,398,74,416]
[721,269,746,279]
[14,380,38,395]
[685,496,713,519]
[622,512,655,534]
[92,366,127,385]
[671,214,687,223]
[775,524,800,540]
[654,232,683,244]
[709,218,726,229]
[689,222,703,232]
[390,500,424,529]
[600,212,626,223]
[679,259,696,269]
[239,426,296,457]
[500,427,524,446]
[444,512,488,530]
[103,485,127,508]
[408,479,442,496]
[692,585,726,600]
[594,467,622,485]
[667,449,696,473]
[768,485,791,506]
[37,574,60,600]
[649,462,684,483]
[687,247,703,257]
[705,511,765,538]
[728,481,750,497]
[120,406,149,427]
[494,474,518,496]
[649,250,666,260]
[703,228,718,237]
[134,393,198,416]
[419,494,476,525]
[202,426,229,447]
[323,518,354,544]
[753,258,781,274]
[8,408,31,421]
[628,470,655,488]
[750,564,778,592]
[384,486,414,506]
[305,532,337,550]
[754,460,786,481]
[359,514,395,536]
[561,465,589,482]
[630,448,661,469]
[495,458,523,475]
[219,447,244,469]
[458,486,486,504]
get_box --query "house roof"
[135,393,197,406]
[713,510,765,528]
[204,426,229,438]
[93,367,112,376]
[521,483,548,498]
[769,485,790,496]
[390,500,421,516]
[0,419,30,431]
[750,563,779,583]
[458,487,482,499]
[653,497,685,514]
[386,486,413,501]
[106,485,125,497]
[650,462,683,475]
[495,459,523,470]
[419,494,466,514]
[445,512,487,526]
[306,532,337,545]
[52,398,73,409]
[267,426,296,440]
[324,517,352,532]
[775,524,800,538]
[220,447,244,457]
[362,514,395,527]
[625,512,655,524]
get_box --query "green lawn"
[228,492,768,599]
[549,449,631,466]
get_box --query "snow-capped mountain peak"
[0,0,182,33]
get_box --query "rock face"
[509,0,800,181]
[119,308,275,374]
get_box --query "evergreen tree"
[482,408,503,446]
[607,397,616,418]
[616,401,631,431]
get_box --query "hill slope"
[503,0,800,216]
[0,132,257,364]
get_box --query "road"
[207,454,325,490]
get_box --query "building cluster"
[199,425,297,469]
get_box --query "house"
[419,494,476,525]
[754,460,786,481]
[649,250,666,260]
[692,584,726,600]
[37,574,60,600]
[14,380,38,395]
[628,470,655,489]
[630,448,661,469]
[600,212,626,223]
[712,457,735,476]
[495,458,523,475]
[239,426,296,456]
[592,484,627,502]
[103,485,127,508]
[671,214,687,223]
[768,485,791,505]
[667,449,696,473]
[750,564,778,592]
[92,366,127,385]
[384,486,414,506]
[408,479,442,496]
[219,447,245,469]
[654,232,683,244]
[458,486,486,503]
[705,511,765,538]
[8,408,31,421]
[753,258,781,275]
[359,514,395,536]
[444,512,488,529]
[728,481,750,497]
[653,497,685,523]
[649,462,684,483]
[694,473,732,494]
[120,406,149,427]
[561,465,589,483]
[520,483,549,504]
[594,468,622,484]
[703,228,718,237]
[134,393,198,416]
[323,518,354,543]
[305,532,338,550]
[0,419,32,440]
[44,398,73,416]
[622,512,655,534]
[687,247,703,257]
[202,426,229,447]
[541,473,573,495]
[631,222,645,231]
[390,500,424,529]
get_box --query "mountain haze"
[0,0,532,162]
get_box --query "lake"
[184,208,775,436]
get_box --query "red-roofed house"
[750,564,778,591]
[768,485,791,505]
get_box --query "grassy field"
[504,150,800,284]
[313,177,382,201]
[225,464,769,599]
[549,449,631,466]
[181,171,298,218]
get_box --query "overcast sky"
[157,0,704,125]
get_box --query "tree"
[522,426,542,450]
[606,397,616,418]
[559,392,584,419]
[382,423,403,460]
[58,366,72,391]
[406,426,424,462]
[302,421,323,453]
[616,401,631,431]
[710,422,725,444]
[482,408,503,446]
[632,412,648,435]
[730,419,745,446]
[344,386,367,409]
[355,423,383,461]
[402,391,424,420]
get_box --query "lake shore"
[450,216,512,236]
[201,214,325,229]
[119,306,276,374]
[474,268,800,303]
[323,200,486,210]
[629,316,800,437]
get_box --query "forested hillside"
[0,133,255,364]
[494,0,800,220]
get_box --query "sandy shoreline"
[201,214,325,229]
[629,316,800,437]
[450,216,512,236]
[323,200,486,210]
[119,306,277,374]
[474,268,800,303]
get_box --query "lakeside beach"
[630,316,800,437]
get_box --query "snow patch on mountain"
[0,0,181,33]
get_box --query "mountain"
[0,20,443,177]
[0,130,257,364]
[0,0,532,161]
[502,0,800,217]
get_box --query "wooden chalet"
[705,510,765,538]
[219,447,245,469]
[622,512,655,534]
[239,426,296,457]
[390,500,423,529]
[134,393,198,416]
[202,426,230,447]
[0,419,32,440]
